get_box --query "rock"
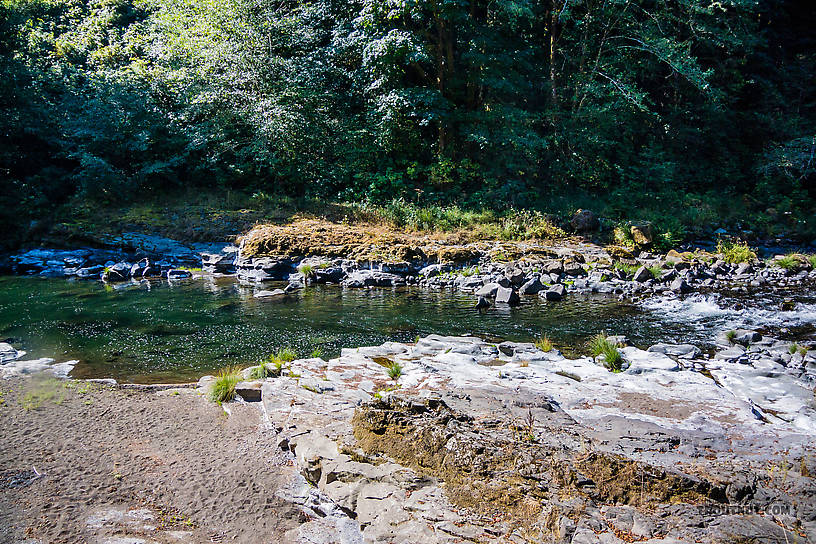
[519,277,544,295]
[648,343,702,359]
[236,256,294,282]
[496,276,511,288]
[543,260,564,275]
[665,249,684,263]
[630,223,654,247]
[418,264,450,278]
[166,269,192,280]
[475,283,500,297]
[254,289,286,299]
[102,261,132,282]
[75,265,105,279]
[633,266,652,282]
[0,343,20,363]
[342,270,405,288]
[542,284,566,301]
[734,329,762,346]
[563,262,586,276]
[506,269,525,286]
[735,262,753,276]
[670,278,692,294]
[201,248,237,273]
[494,286,520,305]
[570,209,600,232]
[235,381,262,402]
[475,296,491,309]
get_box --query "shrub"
[208,367,242,404]
[809,255,816,269]
[535,335,554,352]
[589,333,623,372]
[716,239,756,264]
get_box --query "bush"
[716,239,756,264]
[208,367,242,404]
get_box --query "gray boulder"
[495,286,520,305]
[342,270,405,288]
[475,283,500,297]
[475,296,491,309]
[542,284,566,301]
[633,266,652,282]
[647,343,702,359]
[519,277,544,295]
[671,278,692,294]
[570,209,600,232]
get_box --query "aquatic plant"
[716,239,756,264]
[534,335,553,352]
[589,333,623,372]
[208,367,242,404]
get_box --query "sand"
[0,375,302,544]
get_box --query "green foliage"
[208,367,242,404]
[717,240,756,264]
[534,336,554,353]
[277,348,297,363]
[648,266,664,280]
[789,343,800,355]
[726,330,737,343]
[309,348,323,358]
[386,361,403,381]
[614,226,636,248]
[589,333,623,372]
[775,254,806,271]
[810,256,816,269]
[613,262,639,277]
[0,0,814,243]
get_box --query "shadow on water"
[0,275,813,383]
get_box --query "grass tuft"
[277,347,297,362]
[648,266,663,280]
[534,335,554,352]
[716,239,756,264]
[208,366,242,404]
[725,330,737,343]
[387,361,403,381]
[775,253,805,271]
[589,333,623,372]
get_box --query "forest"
[1,0,815,242]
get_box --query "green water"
[0,276,732,383]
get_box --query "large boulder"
[201,247,238,273]
[476,282,501,297]
[494,286,520,305]
[519,277,544,295]
[541,284,566,301]
[236,256,294,282]
[633,266,652,282]
[570,209,600,232]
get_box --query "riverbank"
[2,331,815,543]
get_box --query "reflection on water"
[0,276,813,383]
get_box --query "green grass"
[648,266,663,280]
[534,335,554,352]
[208,367,242,404]
[310,347,323,358]
[775,253,805,271]
[613,262,639,276]
[809,255,816,269]
[613,225,636,248]
[589,333,623,372]
[248,358,279,380]
[726,330,737,343]
[387,361,403,381]
[277,347,297,362]
[789,343,799,355]
[298,264,315,277]
[716,239,756,264]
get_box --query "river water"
[1,275,814,383]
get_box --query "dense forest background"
[1,0,815,242]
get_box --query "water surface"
[0,276,813,383]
